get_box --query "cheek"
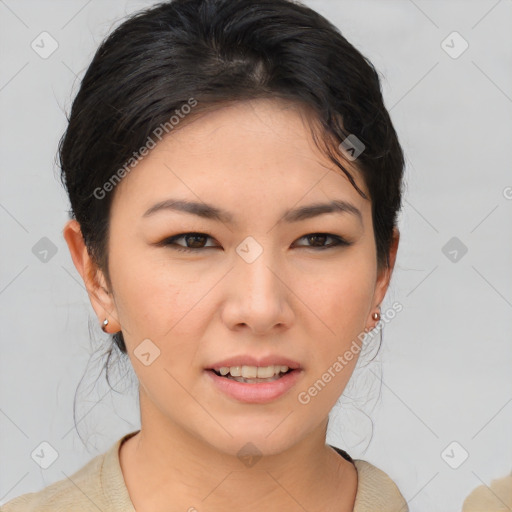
[304,260,376,338]
[108,243,213,346]
[299,257,376,404]
[112,258,208,398]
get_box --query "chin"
[199,427,302,461]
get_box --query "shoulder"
[1,451,105,512]
[1,431,139,512]
[328,445,408,511]
[352,459,409,512]
[462,472,512,511]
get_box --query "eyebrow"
[142,198,362,225]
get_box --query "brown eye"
[160,232,219,252]
[181,234,208,248]
[294,233,351,250]
[158,232,351,253]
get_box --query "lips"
[205,365,303,403]
[206,355,302,372]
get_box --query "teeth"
[256,366,274,378]
[217,365,289,378]
[229,366,242,377]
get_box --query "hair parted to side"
[58,0,405,356]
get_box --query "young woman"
[3,0,409,510]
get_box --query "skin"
[63,97,399,512]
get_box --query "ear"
[62,219,121,333]
[365,227,400,330]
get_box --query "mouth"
[205,365,303,403]
[204,356,303,402]
[208,365,295,384]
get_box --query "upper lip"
[207,355,301,371]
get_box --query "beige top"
[1,431,409,512]
[462,471,512,511]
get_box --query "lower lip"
[205,369,303,404]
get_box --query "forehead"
[110,98,369,220]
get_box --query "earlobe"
[62,219,121,332]
[365,305,381,332]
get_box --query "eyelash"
[159,232,352,253]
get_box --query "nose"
[220,244,294,335]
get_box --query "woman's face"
[69,98,396,457]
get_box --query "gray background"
[1,1,511,511]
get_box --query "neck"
[119,394,357,511]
